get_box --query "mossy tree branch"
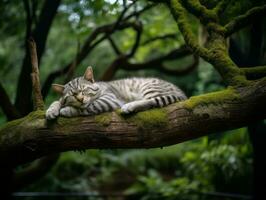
[168,0,210,59]
[242,66,266,80]
[224,4,266,37]
[213,0,231,16]
[181,0,217,23]
[168,0,246,86]
[0,79,265,167]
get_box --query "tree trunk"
[230,17,266,200]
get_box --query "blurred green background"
[1,0,265,199]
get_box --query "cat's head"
[52,66,100,109]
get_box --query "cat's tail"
[153,94,187,107]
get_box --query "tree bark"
[0,79,265,167]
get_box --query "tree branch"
[113,0,137,30]
[224,4,266,37]
[168,0,247,86]
[22,0,32,40]
[141,33,178,45]
[123,55,199,76]
[180,0,217,23]
[167,0,210,60]
[126,21,143,58]
[100,45,192,81]
[108,36,122,55]
[15,0,61,115]
[213,0,231,16]
[28,38,44,110]
[0,83,21,120]
[242,66,266,80]
[123,4,156,21]
[0,79,265,167]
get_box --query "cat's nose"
[76,94,84,102]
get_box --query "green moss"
[27,110,45,120]
[184,87,240,109]
[119,108,168,129]
[0,118,25,134]
[56,117,81,125]
[184,0,218,21]
[95,113,112,127]
[0,110,45,134]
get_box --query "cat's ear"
[84,66,95,83]
[52,84,65,95]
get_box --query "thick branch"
[168,0,247,86]
[0,80,265,167]
[224,5,266,37]
[168,0,210,59]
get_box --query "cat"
[46,66,187,120]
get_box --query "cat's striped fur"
[46,67,187,119]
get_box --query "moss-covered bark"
[167,0,265,86]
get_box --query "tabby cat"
[46,67,187,119]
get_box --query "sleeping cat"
[46,66,187,120]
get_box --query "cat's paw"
[121,102,137,114]
[60,107,79,117]
[46,107,60,120]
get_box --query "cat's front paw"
[60,107,79,117]
[121,102,137,114]
[46,107,60,120]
